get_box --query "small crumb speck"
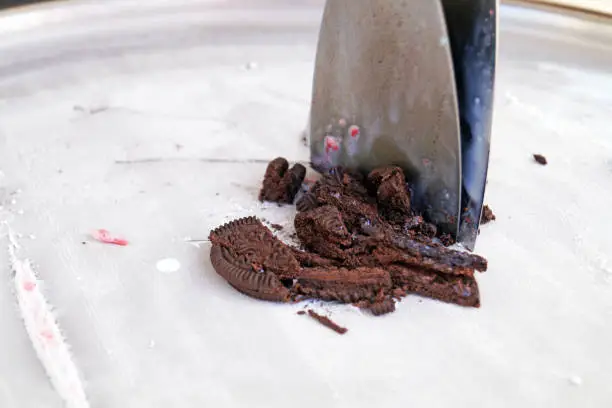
[533,154,547,165]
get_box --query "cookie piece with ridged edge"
[209,217,299,302]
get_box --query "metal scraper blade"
[309,0,462,236]
[441,0,498,249]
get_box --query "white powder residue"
[8,228,90,408]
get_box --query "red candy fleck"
[93,229,129,246]
[23,281,36,291]
[324,136,340,154]
[349,125,360,138]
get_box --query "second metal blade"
[441,0,498,249]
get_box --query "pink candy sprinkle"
[41,330,54,341]
[92,229,129,246]
[23,281,36,291]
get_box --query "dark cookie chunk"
[368,299,396,316]
[294,205,352,260]
[367,166,411,222]
[259,157,306,204]
[358,218,487,274]
[386,231,487,272]
[297,169,379,231]
[356,298,396,316]
[388,265,480,307]
[292,267,392,303]
[480,205,496,224]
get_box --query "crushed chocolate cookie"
[481,205,496,224]
[306,310,348,334]
[533,154,547,165]
[208,158,490,320]
[270,223,283,231]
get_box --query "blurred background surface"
[0,0,611,14]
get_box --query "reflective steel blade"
[441,0,498,249]
[309,0,462,235]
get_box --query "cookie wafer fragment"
[388,265,481,307]
[209,245,291,302]
[209,217,298,302]
[292,266,392,303]
[259,157,306,204]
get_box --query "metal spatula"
[309,0,496,249]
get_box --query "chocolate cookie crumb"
[270,223,283,231]
[533,154,547,165]
[306,310,348,334]
[297,310,306,315]
[481,205,496,224]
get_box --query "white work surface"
[1,1,611,407]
